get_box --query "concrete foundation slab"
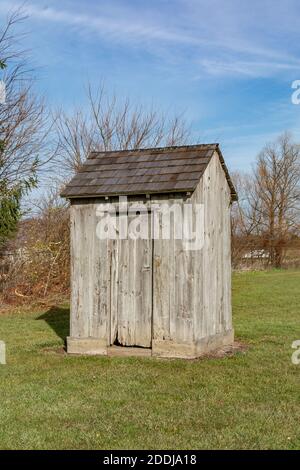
[152,329,234,359]
[67,330,234,359]
[67,337,107,355]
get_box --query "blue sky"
[1,0,300,172]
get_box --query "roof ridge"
[88,143,219,158]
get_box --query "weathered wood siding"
[193,151,232,339]
[69,151,232,353]
[152,151,232,346]
[70,201,110,341]
[152,198,197,345]
[70,200,153,347]
[110,213,152,347]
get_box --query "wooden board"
[152,198,196,345]
[110,212,152,347]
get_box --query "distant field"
[0,270,300,449]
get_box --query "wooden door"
[109,215,152,347]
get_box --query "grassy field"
[0,270,300,450]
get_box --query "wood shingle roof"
[60,143,237,201]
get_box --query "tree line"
[0,11,299,304]
[232,133,300,268]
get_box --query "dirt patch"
[201,341,249,359]
[42,346,66,356]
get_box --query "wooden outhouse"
[61,144,237,359]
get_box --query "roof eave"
[60,188,194,199]
[214,145,238,202]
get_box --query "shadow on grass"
[37,306,70,342]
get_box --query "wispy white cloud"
[198,59,300,78]
[0,1,200,46]
[1,0,300,79]
[1,0,299,172]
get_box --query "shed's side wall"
[193,151,232,340]
[152,152,233,357]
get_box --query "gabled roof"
[60,143,237,201]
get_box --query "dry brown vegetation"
[0,193,69,308]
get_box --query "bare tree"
[0,10,54,187]
[245,133,300,267]
[230,171,266,268]
[0,10,55,247]
[231,171,250,267]
[55,84,191,176]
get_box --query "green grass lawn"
[0,270,300,450]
